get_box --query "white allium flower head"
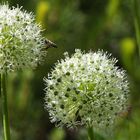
[0,3,46,73]
[44,49,129,134]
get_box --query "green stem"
[133,0,140,57]
[1,73,11,140]
[88,127,94,140]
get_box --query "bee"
[118,105,132,118]
[43,39,57,50]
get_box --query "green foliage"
[49,128,65,140]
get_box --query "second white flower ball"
[44,49,129,134]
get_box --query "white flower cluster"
[44,49,129,133]
[0,4,46,73]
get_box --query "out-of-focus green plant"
[36,0,86,51]
[113,109,140,140]
[120,37,140,80]
[120,38,136,71]
[7,71,34,111]
[106,0,120,20]
[3,70,45,140]
[49,128,65,140]
[36,1,49,28]
[132,0,140,57]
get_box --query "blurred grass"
[0,0,140,140]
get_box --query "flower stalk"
[133,0,140,57]
[88,127,94,140]
[1,73,11,140]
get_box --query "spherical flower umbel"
[0,4,46,73]
[44,49,129,134]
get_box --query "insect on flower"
[44,39,57,50]
[118,105,132,118]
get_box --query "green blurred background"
[0,0,140,140]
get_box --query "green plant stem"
[1,73,11,140]
[88,127,94,140]
[133,0,140,57]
